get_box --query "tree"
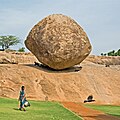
[107,50,115,56]
[0,35,20,50]
[104,53,107,56]
[118,49,120,56]
[100,49,120,56]
[116,49,120,56]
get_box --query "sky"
[0,0,120,55]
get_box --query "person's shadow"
[13,108,19,111]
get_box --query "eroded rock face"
[25,14,92,70]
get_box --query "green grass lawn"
[0,97,82,120]
[85,104,120,118]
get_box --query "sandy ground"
[0,52,120,119]
[0,63,120,104]
[62,102,120,120]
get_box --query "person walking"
[18,86,26,111]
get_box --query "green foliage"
[107,50,115,56]
[18,47,25,52]
[115,49,120,56]
[0,98,81,120]
[85,104,120,118]
[101,49,120,56]
[0,35,20,50]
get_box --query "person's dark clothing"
[19,90,25,108]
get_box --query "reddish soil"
[62,102,120,120]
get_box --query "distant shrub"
[18,47,25,52]
[101,49,120,56]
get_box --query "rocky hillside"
[0,51,120,105]
[0,51,38,64]
[86,55,120,65]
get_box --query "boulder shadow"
[24,63,82,73]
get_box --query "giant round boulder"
[25,14,92,70]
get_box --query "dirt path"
[62,102,120,120]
